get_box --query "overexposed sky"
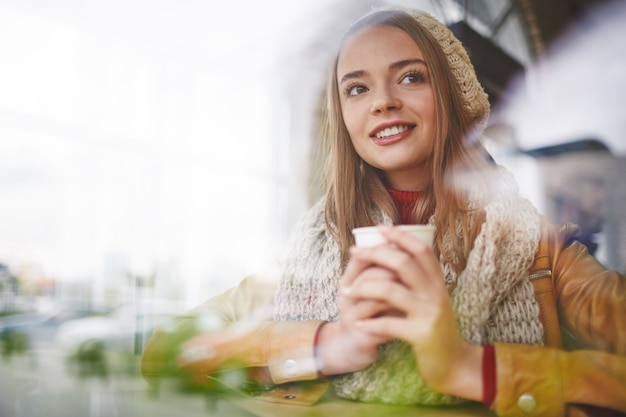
[0,0,341,307]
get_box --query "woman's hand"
[317,264,397,375]
[340,226,483,401]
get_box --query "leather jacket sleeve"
[141,275,327,396]
[491,222,626,417]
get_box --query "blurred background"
[0,0,624,416]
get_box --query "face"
[337,25,436,191]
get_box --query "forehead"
[337,25,425,76]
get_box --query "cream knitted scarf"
[273,174,544,405]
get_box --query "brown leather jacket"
[141,221,626,417]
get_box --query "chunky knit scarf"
[273,174,544,405]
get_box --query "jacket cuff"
[492,343,565,417]
[481,344,496,406]
[268,320,326,384]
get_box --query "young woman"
[142,7,626,417]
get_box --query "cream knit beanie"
[349,7,490,128]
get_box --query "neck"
[382,165,431,192]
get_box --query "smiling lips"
[370,123,415,146]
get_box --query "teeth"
[376,125,409,138]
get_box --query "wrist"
[313,321,326,377]
[316,322,378,375]
[444,342,484,401]
[316,321,342,375]
[420,341,483,401]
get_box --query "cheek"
[426,97,437,125]
[414,94,436,119]
[341,108,360,140]
[341,111,367,157]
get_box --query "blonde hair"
[322,9,493,272]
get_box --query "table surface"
[0,351,497,417]
[222,396,497,417]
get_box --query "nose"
[369,94,402,114]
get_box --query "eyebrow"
[339,58,427,84]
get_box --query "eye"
[345,84,368,96]
[400,71,426,85]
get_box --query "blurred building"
[521,141,624,273]
[0,263,18,313]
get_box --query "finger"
[343,278,416,315]
[355,316,418,343]
[348,265,399,288]
[349,244,426,290]
[340,296,394,321]
[379,226,443,282]
[341,246,376,288]
[340,264,398,303]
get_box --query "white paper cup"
[352,225,435,248]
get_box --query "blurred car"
[0,306,98,358]
[55,300,181,375]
